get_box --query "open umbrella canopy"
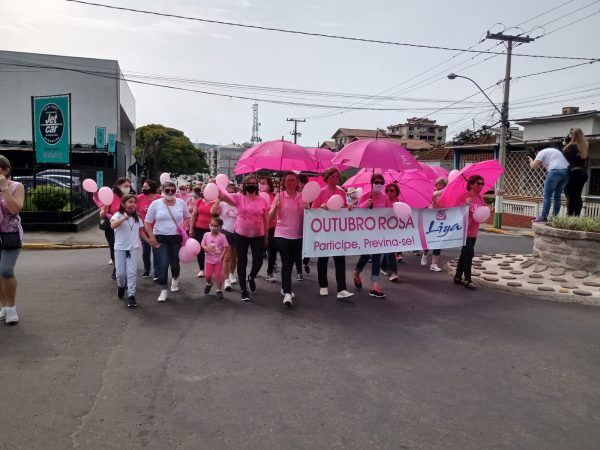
[331,139,421,171]
[418,163,449,182]
[305,147,347,172]
[234,140,315,173]
[438,159,504,207]
[343,168,434,208]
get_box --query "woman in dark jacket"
[563,128,589,216]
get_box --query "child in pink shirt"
[201,217,229,300]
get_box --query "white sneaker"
[280,289,295,298]
[336,290,354,300]
[379,269,388,276]
[5,307,18,324]
[265,273,276,283]
[283,293,293,307]
[229,274,237,284]
[319,287,329,296]
[430,264,442,272]
[108,259,113,265]
[224,279,232,292]
[420,255,428,266]
[389,274,399,282]
[158,289,168,302]
[0,307,5,321]
[171,278,180,292]
[197,270,205,278]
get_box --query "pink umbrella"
[418,163,449,182]
[343,168,434,208]
[438,159,504,207]
[235,140,315,173]
[306,147,347,172]
[331,139,421,171]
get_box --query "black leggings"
[565,169,588,216]
[276,237,302,294]
[267,227,278,274]
[455,237,477,282]
[317,256,347,292]
[235,233,264,292]
[104,226,115,262]
[193,227,210,270]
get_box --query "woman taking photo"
[136,179,161,280]
[145,181,190,302]
[99,177,131,279]
[352,173,390,298]
[259,176,278,282]
[563,128,589,216]
[454,175,485,290]
[189,188,216,278]
[219,175,269,302]
[0,156,25,325]
[269,171,307,307]
[312,167,354,300]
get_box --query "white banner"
[302,206,469,257]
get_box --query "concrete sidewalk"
[482,225,534,238]
[22,225,107,249]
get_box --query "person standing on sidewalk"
[145,181,190,302]
[454,175,486,290]
[353,173,390,299]
[0,155,24,325]
[137,179,161,280]
[562,128,589,216]
[529,146,569,222]
[111,194,154,308]
[269,171,308,307]
[312,167,354,300]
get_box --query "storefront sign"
[95,127,106,149]
[107,133,116,153]
[32,94,71,164]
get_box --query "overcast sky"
[2,0,599,146]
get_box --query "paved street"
[3,233,600,449]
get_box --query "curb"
[482,227,535,238]
[23,243,108,250]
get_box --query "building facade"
[387,118,447,144]
[208,144,246,179]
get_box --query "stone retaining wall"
[532,223,600,274]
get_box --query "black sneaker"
[216,290,224,300]
[127,296,137,308]
[117,285,126,299]
[369,289,386,299]
[247,276,256,293]
[241,290,250,302]
[304,264,310,274]
[142,271,151,279]
[204,282,213,295]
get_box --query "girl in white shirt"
[111,195,153,307]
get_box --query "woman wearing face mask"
[312,167,354,300]
[137,179,161,280]
[189,186,216,278]
[420,177,448,272]
[269,171,308,307]
[219,175,269,302]
[259,176,278,283]
[379,182,400,282]
[352,173,390,299]
[454,175,485,290]
[144,181,190,302]
[98,177,131,280]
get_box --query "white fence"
[502,198,600,219]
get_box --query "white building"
[208,144,246,178]
[387,118,447,144]
[0,50,136,179]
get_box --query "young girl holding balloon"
[200,217,229,300]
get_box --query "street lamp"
[447,73,508,229]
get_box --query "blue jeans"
[541,169,569,221]
[154,235,182,288]
[141,240,159,277]
[380,253,397,274]
[355,254,382,282]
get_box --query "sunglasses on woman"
[163,188,176,194]
[373,180,385,185]
[473,181,484,186]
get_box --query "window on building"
[589,167,600,196]
[408,134,414,139]
[437,136,443,140]
[428,127,436,133]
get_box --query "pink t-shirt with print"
[201,231,229,265]
[311,186,348,209]
[231,193,269,237]
[358,191,390,209]
[274,191,304,239]
[457,192,486,238]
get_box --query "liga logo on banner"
[302,206,468,258]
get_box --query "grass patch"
[547,216,600,233]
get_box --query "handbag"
[163,199,188,243]
[0,231,22,250]
[99,218,109,231]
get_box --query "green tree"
[135,124,208,179]
[453,128,494,143]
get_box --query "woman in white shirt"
[145,181,190,302]
[529,146,570,222]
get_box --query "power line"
[538,8,600,38]
[64,0,599,62]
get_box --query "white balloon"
[448,169,460,183]
[215,174,229,188]
[392,202,412,221]
[159,172,171,184]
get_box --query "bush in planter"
[547,216,600,233]
[29,186,70,212]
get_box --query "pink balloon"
[97,186,114,206]
[448,169,460,183]
[203,183,219,201]
[215,174,229,188]
[159,172,171,184]
[185,237,201,255]
[259,192,271,204]
[301,181,321,203]
[473,205,491,223]
[326,194,344,211]
[178,246,195,263]
[393,202,412,221]
[82,178,98,193]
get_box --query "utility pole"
[250,103,262,146]
[486,31,534,229]
[287,118,306,144]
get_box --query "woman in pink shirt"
[219,175,269,302]
[259,176,279,282]
[312,167,354,300]
[454,174,485,290]
[269,172,308,307]
[136,179,161,280]
[352,173,390,299]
